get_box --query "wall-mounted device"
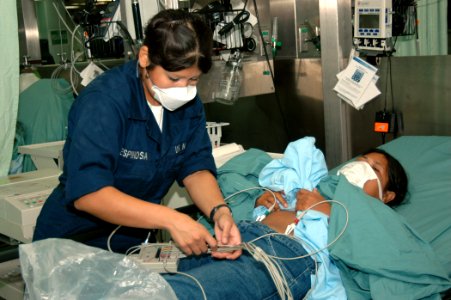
[353,0,393,52]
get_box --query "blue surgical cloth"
[323,175,451,299]
[294,210,347,300]
[257,137,344,299]
[258,136,328,210]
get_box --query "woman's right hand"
[255,190,288,211]
[167,211,217,256]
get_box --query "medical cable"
[108,225,154,253]
[146,233,320,300]
[107,224,122,252]
[224,186,277,205]
[50,24,83,95]
[241,200,349,299]
[242,234,319,300]
[250,200,349,261]
[196,186,278,223]
[51,62,80,94]
[200,187,347,298]
[110,190,347,299]
[248,200,349,299]
[50,18,74,94]
[69,52,83,95]
[51,1,82,46]
[107,225,207,300]
[165,269,208,300]
[69,24,88,95]
[123,241,208,300]
[199,188,348,300]
[243,242,294,299]
[224,186,278,218]
[125,245,141,256]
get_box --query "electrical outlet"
[374,111,391,133]
[374,110,403,134]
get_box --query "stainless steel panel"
[240,60,275,96]
[270,0,355,166]
[270,0,297,58]
[17,0,41,62]
[204,58,325,154]
[271,0,320,59]
[319,0,353,168]
[273,58,325,150]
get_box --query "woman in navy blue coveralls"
[33,9,241,259]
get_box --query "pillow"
[379,136,451,277]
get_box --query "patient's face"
[357,152,390,202]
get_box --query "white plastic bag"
[19,238,177,300]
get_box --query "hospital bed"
[207,136,451,299]
[2,136,451,299]
[102,135,451,298]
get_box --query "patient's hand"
[296,189,330,216]
[255,191,287,211]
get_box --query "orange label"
[374,122,389,133]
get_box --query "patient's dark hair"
[363,148,408,207]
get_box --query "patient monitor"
[353,0,393,52]
[0,169,60,243]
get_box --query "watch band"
[209,204,232,221]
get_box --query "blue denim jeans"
[163,221,314,300]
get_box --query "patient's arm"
[296,189,331,216]
[261,211,297,234]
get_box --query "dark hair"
[143,9,213,73]
[363,148,408,207]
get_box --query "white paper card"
[334,56,380,110]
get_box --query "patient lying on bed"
[260,149,407,232]
[163,149,410,300]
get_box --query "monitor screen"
[359,14,380,29]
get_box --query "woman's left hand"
[182,170,242,259]
[212,211,242,260]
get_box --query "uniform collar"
[127,60,164,143]
[129,60,150,121]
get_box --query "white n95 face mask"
[151,85,197,111]
[337,161,383,200]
